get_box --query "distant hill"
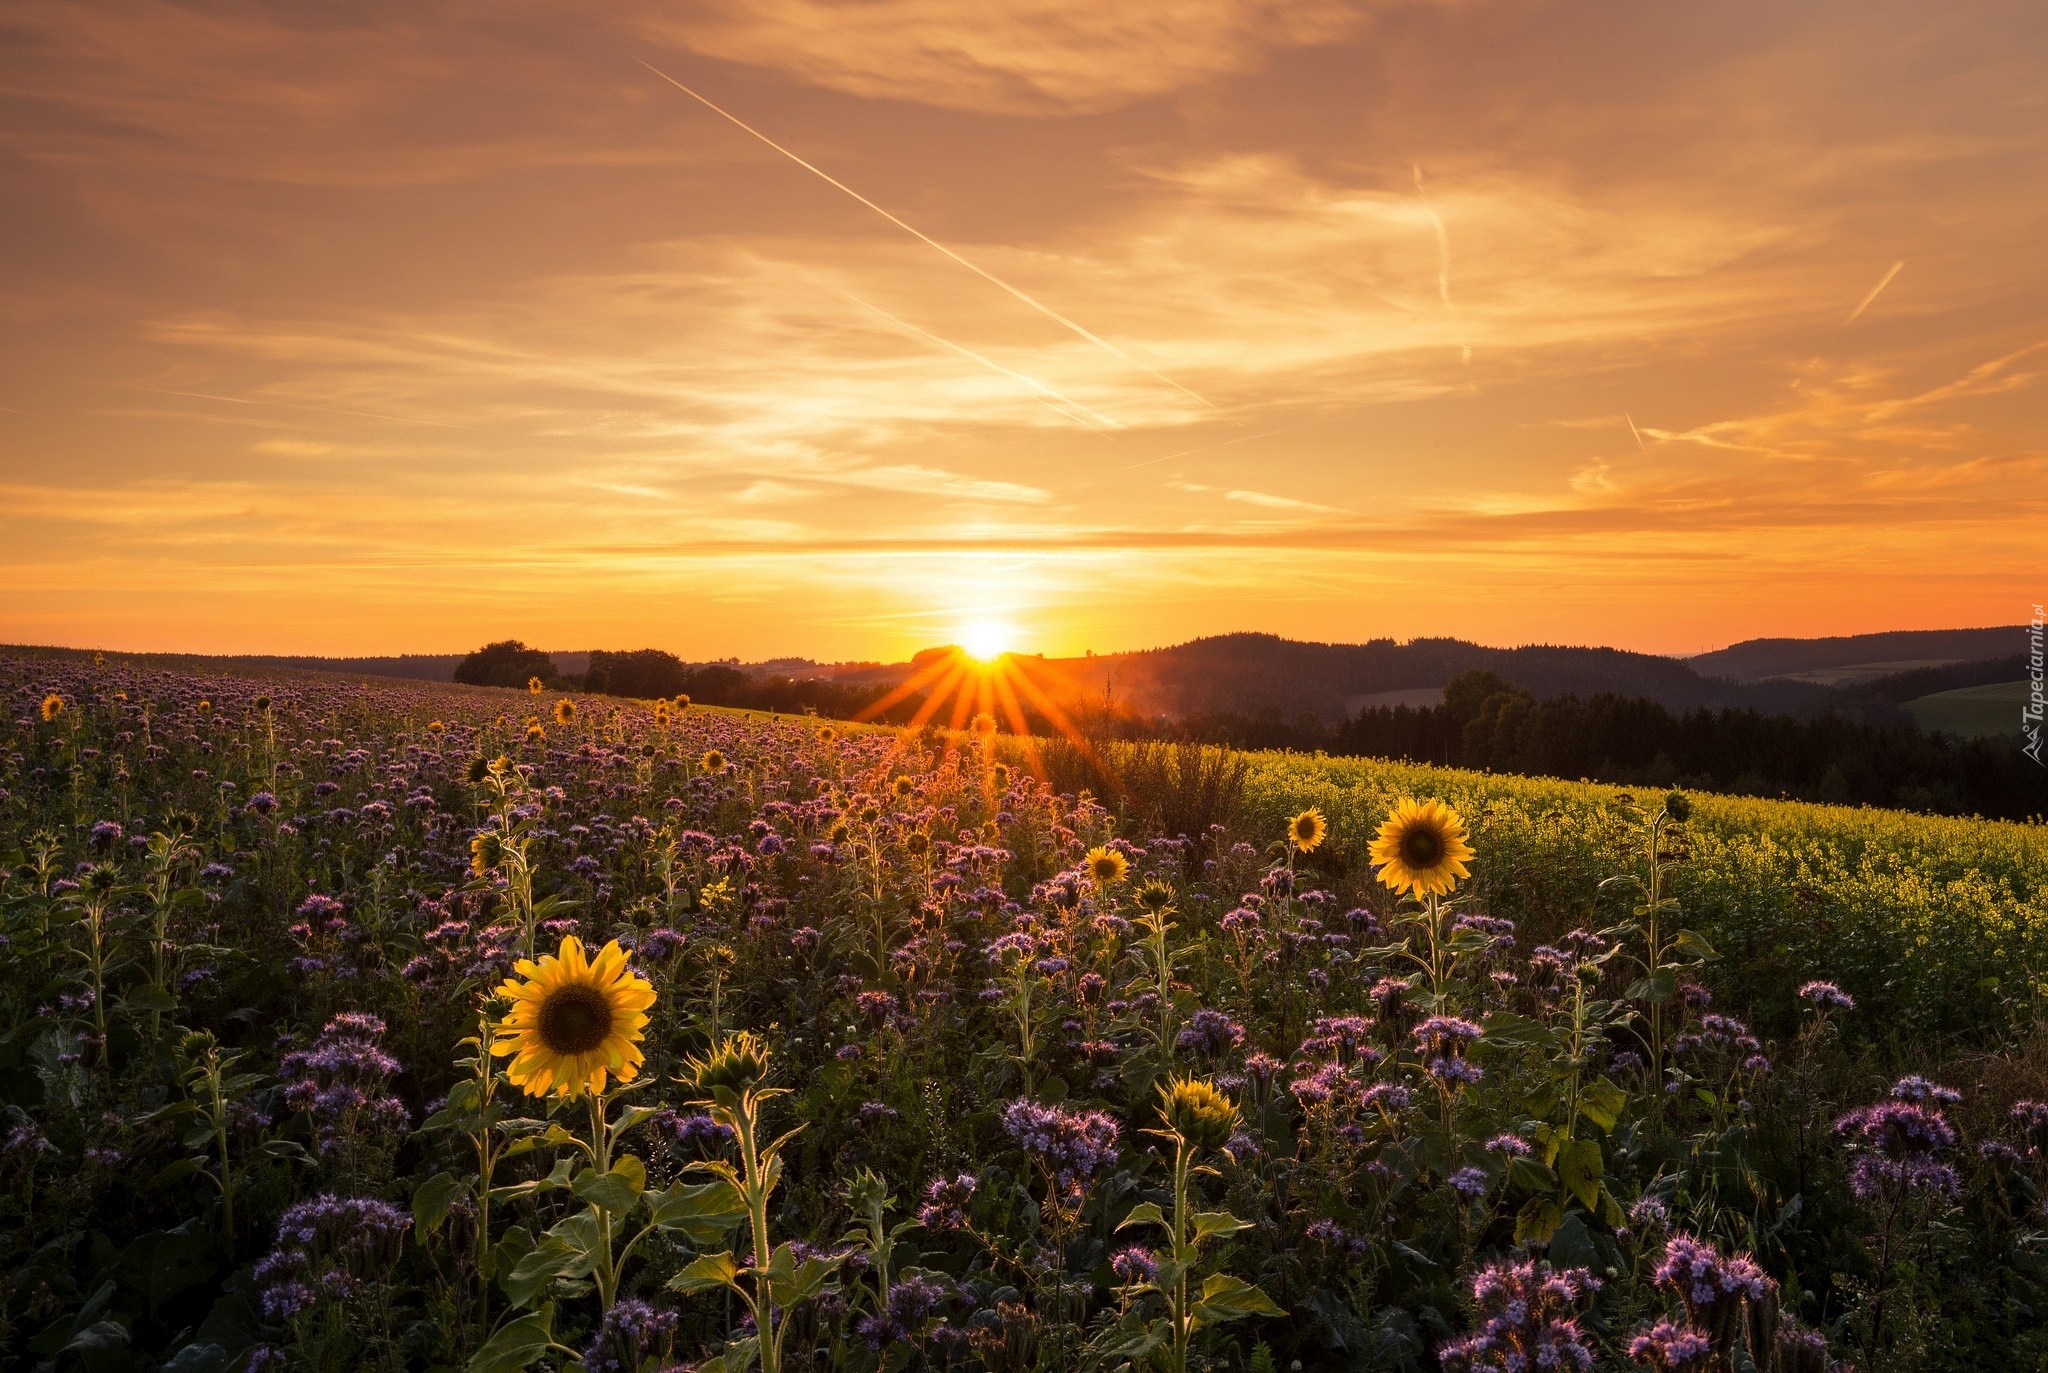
[1688,627,2025,683]
[222,651,589,681]
[1014,633,1828,722]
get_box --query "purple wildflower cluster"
[1175,1008,1246,1058]
[917,1173,978,1230]
[1001,1099,1120,1200]
[581,1298,678,1373]
[253,1194,411,1319]
[1834,1078,1963,1202]
[1414,1015,1485,1086]
[1437,1260,1600,1372]
[854,1274,957,1348]
[279,1012,406,1158]
[1634,1232,1774,1362]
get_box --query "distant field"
[1766,656,1968,686]
[1904,679,2030,738]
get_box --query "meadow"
[4,647,2046,1373]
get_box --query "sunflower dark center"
[538,985,614,1055]
[1401,826,1443,869]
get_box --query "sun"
[961,621,1013,662]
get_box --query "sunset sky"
[3,0,2043,661]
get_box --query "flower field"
[4,648,2047,1373]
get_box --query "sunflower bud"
[1157,1076,1241,1153]
[1663,791,1691,823]
[687,1030,772,1096]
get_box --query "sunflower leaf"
[668,1250,740,1295]
[646,1179,748,1244]
[1191,1273,1284,1326]
[466,1304,555,1373]
[572,1157,645,1216]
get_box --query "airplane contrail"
[636,58,1217,412]
[837,290,1122,431]
[1625,412,1646,452]
[1845,260,1905,324]
[1413,164,1471,365]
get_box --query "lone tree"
[453,640,560,689]
[584,648,687,700]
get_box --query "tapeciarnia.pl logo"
[2026,604,2045,766]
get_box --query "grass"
[1903,679,2030,739]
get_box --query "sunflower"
[1287,807,1328,853]
[652,700,672,725]
[491,936,655,1099]
[891,775,916,799]
[970,712,997,737]
[1369,798,1474,897]
[525,722,546,744]
[816,726,836,743]
[1085,845,1129,888]
[554,699,577,726]
[39,693,63,722]
[700,748,726,772]
[469,830,502,876]
[675,694,692,710]
[1157,1075,1241,1151]
[428,720,446,735]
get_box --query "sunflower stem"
[589,1089,617,1312]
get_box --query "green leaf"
[503,1215,601,1310]
[707,1336,762,1372]
[1116,1201,1167,1232]
[150,1157,206,1189]
[125,983,179,1013]
[1627,969,1678,1004]
[1191,1273,1284,1327]
[1555,1138,1603,1212]
[467,1305,555,1373]
[1506,1156,1557,1194]
[767,1246,840,1307]
[646,1179,748,1244]
[1190,1210,1251,1244]
[60,1320,130,1359]
[1515,1197,1562,1246]
[571,1156,645,1216]
[1579,1078,1628,1133]
[1674,929,1719,960]
[611,1103,662,1137]
[669,1250,740,1295]
[414,1172,467,1235]
[485,1225,533,1284]
[1479,1011,1556,1049]
[1549,1212,1598,1269]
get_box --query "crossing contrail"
[837,290,1122,431]
[637,58,1216,411]
[1846,260,1905,324]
